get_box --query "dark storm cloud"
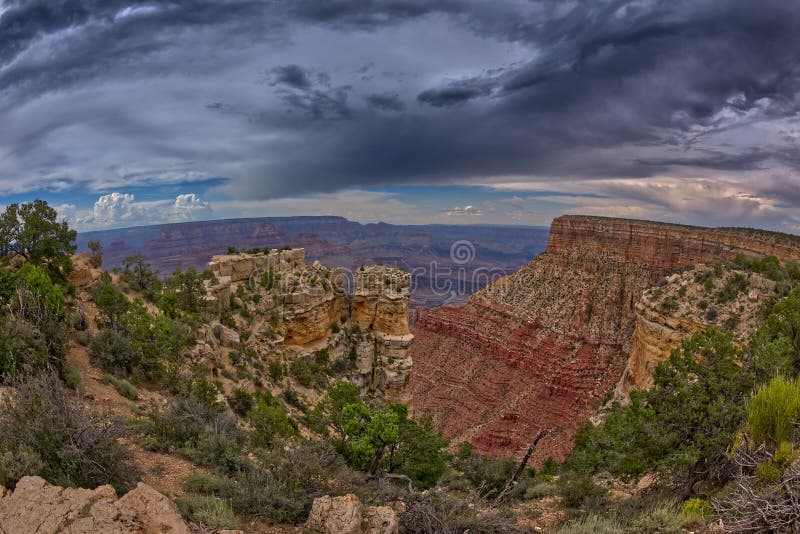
[365,93,404,112]
[3,0,800,207]
[417,84,491,107]
[271,65,313,90]
[286,0,466,29]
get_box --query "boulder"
[211,322,240,348]
[115,482,189,534]
[363,505,400,534]
[304,494,400,534]
[0,476,189,534]
[305,494,363,534]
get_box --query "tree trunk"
[368,443,387,477]
[492,428,547,507]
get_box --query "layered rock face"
[412,248,655,463]
[412,215,800,462]
[351,266,414,404]
[203,250,413,403]
[548,215,800,268]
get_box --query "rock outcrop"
[304,494,399,534]
[412,215,800,462]
[203,250,413,403]
[618,265,776,394]
[0,476,188,534]
[68,252,104,288]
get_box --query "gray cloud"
[1,0,800,229]
[271,65,313,90]
[365,93,404,112]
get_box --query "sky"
[1,0,800,232]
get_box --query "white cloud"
[92,192,146,225]
[172,193,212,220]
[69,192,214,230]
[441,205,483,217]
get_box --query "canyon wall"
[548,215,800,269]
[412,215,800,463]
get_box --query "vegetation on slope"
[5,200,800,532]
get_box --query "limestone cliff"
[411,215,800,462]
[202,250,413,404]
[618,264,776,394]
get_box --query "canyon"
[411,215,800,463]
[76,216,549,309]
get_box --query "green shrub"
[660,297,679,312]
[558,473,606,508]
[76,330,92,346]
[680,497,713,525]
[90,329,137,377]
[103,374,139,400]
[185,472,233,495]
[627,501,683,534]
[64,365,81,391]
[0,372,135,492]
[179,495,240,529]
[8,264,68,366]
[248,397,297,449]
[92,278,129,329]
[0,318,49,380]
[227,388,254,416]
[180,428,247,474]
[290,358,314,387]
[748,375,800,444]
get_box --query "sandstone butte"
[411,215,800,464]
[201,250,414,405]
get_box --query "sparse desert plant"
[179,494,240,529]
[248,396,297,449]
[556,514,623,534]
[626,500,683,534]
[0,371,136,492]
[90,328,137,377]
[401,491,529,533]
[103,374,139,400]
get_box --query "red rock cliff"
[411,215,800,463]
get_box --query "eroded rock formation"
[0,476,188,534]
[618,265,776,394]
[412,215,800,462]
[203,250,413,403]
[305,494,400,534]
